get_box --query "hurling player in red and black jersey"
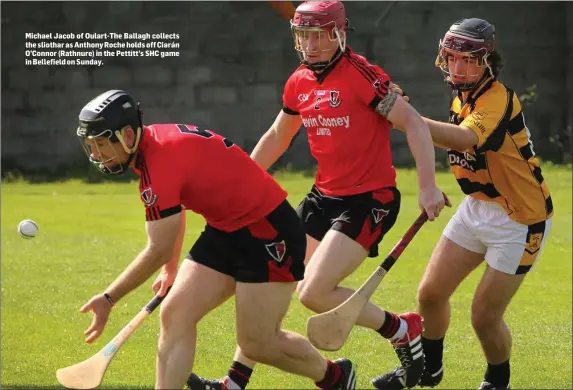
[188,2,447,390]
[75,90,357,389]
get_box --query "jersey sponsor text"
[302,114,350,129]
[448,151,477,172]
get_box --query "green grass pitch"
[2,167,571,389]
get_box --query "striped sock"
[377,311,406,340]
[315,360,343,389]
[226,361,253,389]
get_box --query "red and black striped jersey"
[133,124,287,232]
[282,46,396,196]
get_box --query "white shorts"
[443,196,552,275]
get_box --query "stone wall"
[1,1,571,176]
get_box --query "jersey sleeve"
[460,94,509,149]
[349,60,392,109]
[282,73,299,115]
[140,157,182,222]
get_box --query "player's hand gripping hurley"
[307,193,450,351]
[56,289,170,389]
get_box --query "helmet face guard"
[76,89,143,176]
[78,128,122,175]
[436,20,496,92]
[291,23,345,71]
[290,1,348,72]
[77,124,141,175]
[436,45,492,92]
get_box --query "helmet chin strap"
[115,126,141,155]
[99,144,130,175]
[106,119,143,175]
[304,47,343,72]
[450,71,491,93]
[103,148,137,176]
[305,60,330,71]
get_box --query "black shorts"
[296,186,401,258]
[188,200,306,283]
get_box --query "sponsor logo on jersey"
[302,114,350,129]
[448,151,477,172]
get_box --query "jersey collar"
[307,47,345,84]
[459,75,495,109]
[133,125,149,172]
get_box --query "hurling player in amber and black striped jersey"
[388,18,553,390]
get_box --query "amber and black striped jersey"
[447,77,553,225]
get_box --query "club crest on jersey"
[140,187,157,207]
[329,90,342,108]
[266,240,287,263]
[372,208,389,225]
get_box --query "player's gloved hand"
[80,293,113,344]
[152,265,177,297]
[419,185,447,221]
[389,82,410,103]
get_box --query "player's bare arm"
[391,116,476,151]
[423,119,478,151]
[380,95,446,220]
[386,82,477,151]
[382,96,435,189]
[388,82,410,103]
[386,82,451,149]
[80,212,182,343]
[168,212,186,269]
[250,110,302,170]
[152,212,187,297]
[105,212,182,302]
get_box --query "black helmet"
[435,18,497,91]
[77,90,143,175]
